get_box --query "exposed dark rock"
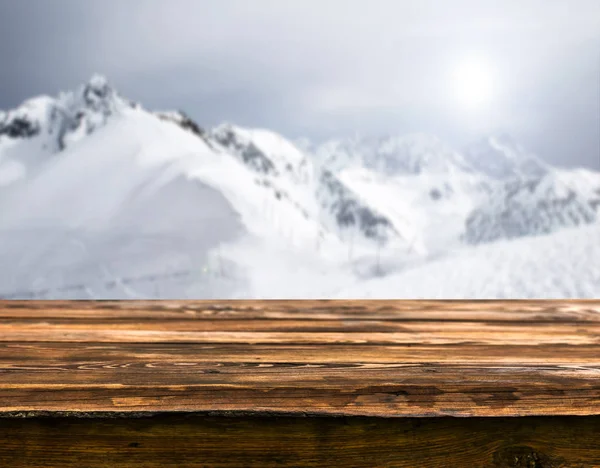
[0,117,40,138]
[319,170,395,242]
[210,127,277,176]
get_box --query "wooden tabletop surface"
[1,300,599,418]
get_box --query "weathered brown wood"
[1,414,600,467]
[0,300,599,417]
[0,323,598,345]
[1,300,599,321]
[2,342,599,365]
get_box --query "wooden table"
[1,300,599,467]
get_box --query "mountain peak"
[80,74,115,106]
[0,74,135,156]
[86,74,110,90]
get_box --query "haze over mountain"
[0,77,598,299]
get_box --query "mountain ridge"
[1,75,599,299]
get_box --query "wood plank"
[2,300,599,322]
[1,415,599,467]
[0,321,598,345]
[0,300,599,417]
[2,318,599,332]
[2,342,599,365]
[1,363,599,416]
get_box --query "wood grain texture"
[0,300,599,417]
[1,415,599,468]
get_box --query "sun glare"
[452,58,496,111]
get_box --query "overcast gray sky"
[0,0,599,169]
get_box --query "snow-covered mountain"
[303,134,486,252]
[0,75,598,299]
[0,76,408,250]
[209,124,407,245]
[464,168,600,244]
[0,76,415,298]
[0,75,134,186]
[305,132,599,249]
[310,133,474,175]
[463,134,549,180]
